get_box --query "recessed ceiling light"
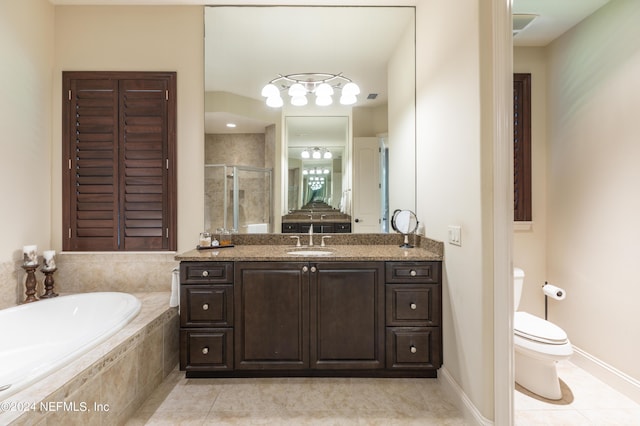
[226,123,237,128]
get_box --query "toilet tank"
[513,267,525,310]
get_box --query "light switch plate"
[448,225,462,246]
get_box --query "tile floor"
[128,361,640,425]
[515,361,640,425]
[126,371,467,425]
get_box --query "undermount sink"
[286,249,334,256]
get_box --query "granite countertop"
[175,234,443,262]
[281,217,351,223]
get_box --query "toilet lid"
[514,312,568,344]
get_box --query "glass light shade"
[323,150,332,159]
[301,149,310,159]
[312,149,322,159]
[288,83,306,97]
[261,83,279,98]
[323,169,330,174]
[309,169,315,174]
[291,95,308,106]
[342,82,360,96]
[302,169,308,175]
[339,94,357,105]
[315,83,334,96]
[266,95,283,108]
[315,95,333,106]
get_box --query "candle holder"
[40,267,59,299]
[22,263,39,303]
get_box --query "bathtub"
[0,292,141,402]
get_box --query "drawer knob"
[410,270,417,277]
[410,345,417,354]
[202,303,209,311]
[202,347,209,355]
[310,266,317,273]
[410,303,417,310]
[202,270,209,277]
[302,266,308,273]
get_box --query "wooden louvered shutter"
[120,79,169,250]
[63,72,176,251]
[513,73,532,222]
[64,78,120,251]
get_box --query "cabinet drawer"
[282,223,299,233]
[180,329,233,371]
[181,262,233,284]
[180,285,233,327]
[386,327,442,369]
[386,285,440,326]
[334,223,351,233]
[385,262,440,283]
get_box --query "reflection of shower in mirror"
[391,209,419,248]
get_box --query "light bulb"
[301,149,310,159]
[339,94,357,105]
[315,82,334,96]
[261,83,279,98]
[312,149,322,159]
[342,82,360,96]
[266,95,283,108]
[323,150,332,159]
[315,95,332,106]
[288,83,306,97]
[291,95,308,106]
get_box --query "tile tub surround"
[54,252,179,293]
[2,292,178,426]
[0,259,22,310]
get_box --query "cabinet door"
[234,262,309,370]
[310,262,385,369]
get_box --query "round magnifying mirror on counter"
[391,209,419,248]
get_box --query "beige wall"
[0,0,55,308]
[513,47,548,318]
[52,5,204,253]
[416,0,496,418]
[546,0,640,382]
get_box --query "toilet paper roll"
[542,283,566,301]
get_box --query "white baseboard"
[439,366,494,426]
[570,345,640,405]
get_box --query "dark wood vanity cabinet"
[234,261,384,371]
[179,259,441,377]
[281,222,351,233]
[179,262,234,373]
[385,262,442,370]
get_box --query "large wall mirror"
[204,6,416,234]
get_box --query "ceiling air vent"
[513,14,537,36]
[367,93,378,100]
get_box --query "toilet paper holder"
[542,281,566,320]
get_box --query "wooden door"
[310,262,385,369]
[234,262,309,369]
[352,137,381,233]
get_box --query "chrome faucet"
[308,226,314,247]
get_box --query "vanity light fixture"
[262,72,360,108]
[300,147,332,160]
[302,167,331,176]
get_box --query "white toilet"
[513,267,573,400]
